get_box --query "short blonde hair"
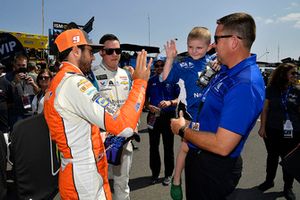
[187,27,211,45]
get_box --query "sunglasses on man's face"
[291,71,298,76]
[154,64,164,68]
[103,48,122,55]
[214,35,243,44]
[39,76,50,81]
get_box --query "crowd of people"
[0,11,299,200]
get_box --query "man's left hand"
[171,111,187,135]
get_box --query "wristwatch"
[178,125,187,138]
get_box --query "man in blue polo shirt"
[171,12,265,200]
[146,58,179,186]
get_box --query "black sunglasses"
[291,71,298,76]
[154,64,164,68]
[39,76,50,80]
[103,48,122,55]
[214,35,243,44]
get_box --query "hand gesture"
[123,65,135,77]
[132,50,152,81]
[164,40,177,60]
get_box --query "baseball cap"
[55,29,103,53]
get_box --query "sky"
[1,0,300,64]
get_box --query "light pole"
[258,51,270,62]
[42,0,44,35]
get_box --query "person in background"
[258,63,299,200]
[44,29,151,200]
[92,33,138,200]
[31,69,53,114]
[27,61,38,82]
[0,63,13,134]
[5,54,39,130]
[145,58,179,186]
[123,65,139,150]
[170,12,265,199]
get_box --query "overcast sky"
[1,0,299,64]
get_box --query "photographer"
[5,54,39,129]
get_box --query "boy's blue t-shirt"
[164,55,211,120]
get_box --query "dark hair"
[217,12,256,50]
[66,22,79,29]
[57,48,72,62]
[13,54,28,64]
[57,44,87,62]
[268,63,297,90]
[99,34,119,44]
[36,68,53,87]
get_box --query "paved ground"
[54,112,299,199]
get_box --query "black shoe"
[257,181,274,192]
[284,188,296,200]
[132,144,139,150]
[151,176,159,185]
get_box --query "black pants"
[148,111,175,178]
[0,133,7,199]
[185,149,242,200]
[264,127,300,189]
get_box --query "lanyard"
[281,86,291,120]
[196,73,228,121]
[87,71,99,91]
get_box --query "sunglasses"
[103,48,122,55]
[39,76,50,80]
[154,64,164,68]
[291,72,298,76]
[214,35,243,44]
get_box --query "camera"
[197,54,217,88]
[17,67,27,74]
[16,68,29,80]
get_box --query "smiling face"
[187,39,209,60]
[154,60,164,75]
[38,72,51,91]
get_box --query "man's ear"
[99,49,105,57]
[72,46,81,57]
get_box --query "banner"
[0,31,48,49]
[0,32,25,62]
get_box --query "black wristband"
[178,126,187,138]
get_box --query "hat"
[55,29,103,53]
[154,55,166,65]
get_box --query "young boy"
[162,27,214,199]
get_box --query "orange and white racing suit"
[44,62,146,200]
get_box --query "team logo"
[77,79,88,87]
[120,81,129,85]
[79,81,93,93]
[95,96,109,107]
[72,35,80,44]
[99,80,107,86]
